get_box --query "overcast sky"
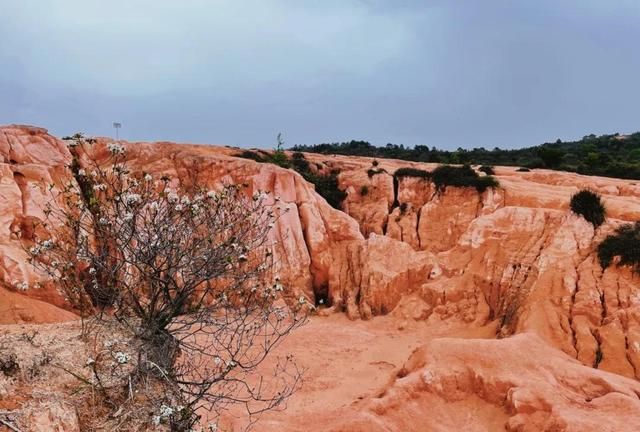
[1,0,639,149]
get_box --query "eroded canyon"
[1,124,640,431]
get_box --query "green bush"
[479,165,495,175]
[360,185,369,196]
[237,150,267,163]
[598,222,640,273]
[570,189,606,227]
[431,165,499,193]
[516,167,531,172]
[537,146,565,168]
[394,167,431,179]
[290,153,311,172]
[236,149,346,209]
[304,169,346,209]
[372,159,379,167]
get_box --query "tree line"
[292,132,640,180]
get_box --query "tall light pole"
[113,122,122,140]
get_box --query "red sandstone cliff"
[2,125,640,431]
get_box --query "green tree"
[537,147,565,168]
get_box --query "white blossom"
[144,173,153,181]
[124,193,141,205]
[206,190,217,199]
[14,281,29,291]
[167,192,179,203]
[98,217,108,225]
[252,191,268,201]
[298,296,306,305]
[238,254,248,262]
[78,169,86,176]
[175,204,184,211]
[114,351,130,364]
[107,142,125,154]
[159,404,174,417]
[123,212,134,222]
[88,267,97,275]
[93,183,107,192]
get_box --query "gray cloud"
[1,0,639,149]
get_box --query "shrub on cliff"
[431,165,499,193]
[479,165,495,175]
[570,189,606,228]
[597,222,640,273]
[28,134,306,430]
[367,168,386,177]
[302,168,347,209]
[237,146,346,209]
[394,167,431,180]
[238,149,268,163]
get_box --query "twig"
[146,360,171,382]
[0,417,23,432]
[53,364,93,386]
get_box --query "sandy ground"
[216,312,498,431]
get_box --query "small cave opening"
[314,283,331,307]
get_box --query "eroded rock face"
[0,126,423,322]
[3,124,640,431]
[337,333,640,432]
[326,234,437,319]
[313,152,640,380]
[0,126,74,322]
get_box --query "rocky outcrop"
[326,234,438,319]
[335,333,640,432]
[0,126,427,320]
[2,126,640,374]
[308,152,640,380]
[0,126,75,323]
[3,125,640,431]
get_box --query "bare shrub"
[27,134,307,430]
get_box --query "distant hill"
[292,132,640,180]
